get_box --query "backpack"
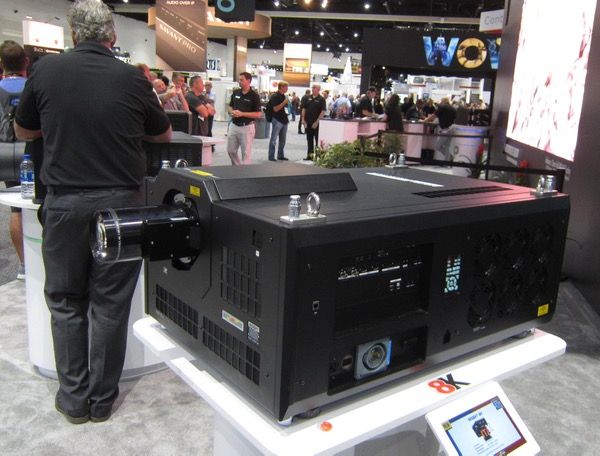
[264,98,273,123]
[0,88,20,143]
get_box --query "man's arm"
[14,122,42,141]
[143,125,173,143]
[273,94,288,113]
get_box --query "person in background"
[267,80,290,161]
[301,83,326,160]
[298,89,310,134]
[332,92,352,119]
[162,72,189,112]
[204,80,216,137]
[424,97,457,130]
[383,93,404,132]
[359,86,383,117]
[400,96,414,117]
[422,98,436,117]
[227,72,262,165]
[0,40,28,280]
[186,76,214,137]
[290,92,299,122]
[136,63,161,104]
[14,0,172,425]
[405,98,425,121]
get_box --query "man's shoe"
[90,408,112,423]
[277,157,289,161]
[16,264,25,280]
[268,158,276,161]
[55,396,89,425]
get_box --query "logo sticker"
[222,310,244,332]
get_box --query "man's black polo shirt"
[436,103,457,130]
[16,41,170,188]
[301,95,326,125]
[229,88,261,126]
[268,91,289,124]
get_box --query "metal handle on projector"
[90,204,201,264]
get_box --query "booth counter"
[319,118,387,148]
[0,191,163,379]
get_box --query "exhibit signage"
[22,20,64,49]
[155,0,207,71]
[215,0,255,22]
[363,29,500,73]
[283,43,312,86]
[479,9,504,33]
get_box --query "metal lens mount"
[91,203,201,264]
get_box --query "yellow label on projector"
[537,304,550,317]
[191,170,213,176]
[189,185,201,197]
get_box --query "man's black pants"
[41,187,142,417]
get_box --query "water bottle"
[20,154,35,200]
[288,195,301,218]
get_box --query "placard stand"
[133,317,565,456]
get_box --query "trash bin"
[255,115,271,139]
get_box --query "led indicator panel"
[444,255,462,294]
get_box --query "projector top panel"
[168,163,569,224]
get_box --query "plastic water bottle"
[20,154,35,200]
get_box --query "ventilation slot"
[220,246,262,318]
[202,317,260,385]
[155,285,199,339]
[414,186,509,198]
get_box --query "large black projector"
[92,164,569,423]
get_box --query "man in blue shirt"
[0,40,28,279]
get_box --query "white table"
[0,191,163,379]
[192,136,226,166]
[134,316,565,456]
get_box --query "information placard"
[426,382,540,456]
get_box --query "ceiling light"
[345,47,349,52]
[353,32,359,38]
[326,47,330,52]
[273,1,280,6]
[364,2,371,10]
[303,0,312,5]
[316,43,321,48]
[338,44,342,48]
[320,31,325,36]
[123,0,128,3]
[321,0,328,7]
[295,30,300,35]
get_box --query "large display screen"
[506,0,597,161]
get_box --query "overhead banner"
[215,0,255,22]
[283,43,312,86]
[363,29,501,73]
[22,20,64,49]
[156,0,207,71]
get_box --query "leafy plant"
[314,139,386,169]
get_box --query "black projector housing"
[133,164,568,422]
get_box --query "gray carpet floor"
[1,121,599,455]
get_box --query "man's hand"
[311,120,319,129]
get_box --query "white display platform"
[319,119,387,148]
[134,316,565,456]
[0,191,163,379]
[192,136,226,166]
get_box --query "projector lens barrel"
[91,204,198,263]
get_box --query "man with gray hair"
[15,0,171,425]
